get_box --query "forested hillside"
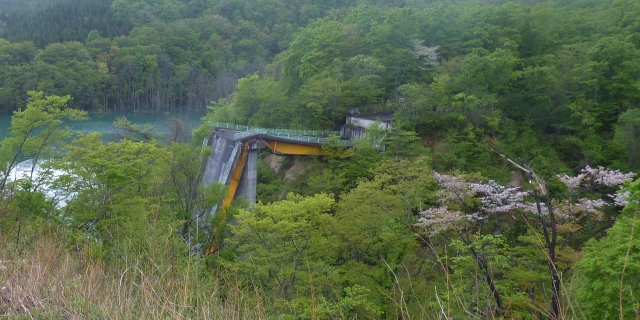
[0,0,133,47]
[2,0,640,319]
[1,0,631,115]
[206,0,640,175]
[0,0,436,112]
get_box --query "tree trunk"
[545,193,561,320]
[465,235,504,314]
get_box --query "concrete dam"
[200,113,391,253]
[200,122,354,252]
[202,122,352,205]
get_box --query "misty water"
[0,111,205,143]
[0,111,205,207]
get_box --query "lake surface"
[0,111,205,143]
[1,111,206,207]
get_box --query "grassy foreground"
[2,222,639,319]
[0,231,266,319]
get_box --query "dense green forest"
[2,0,640,319]
[0,0,133,48]
[0,0,438,112]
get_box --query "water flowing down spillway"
[7,159,73,208]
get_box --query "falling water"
[0,111,204,207]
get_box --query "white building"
[341,111,393,140]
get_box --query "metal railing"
[208,121,340,137]
[231,130,349,144]
[208,121,353,146]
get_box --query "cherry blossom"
[581,166,635,187]
[557,166,635,192]
[420,163,636,320]
[470,181,529,213]
[608,191,632,207]
[419,167,636,233]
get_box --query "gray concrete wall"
[203,133,242,187]
[201,132,244,225]
[237,148,258,204]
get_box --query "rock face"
[263,153,285,174]
[284,158,310,181]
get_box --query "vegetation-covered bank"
[2,0,640,318]
[0,230,267,319]
[0,90,638,319]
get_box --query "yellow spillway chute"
[206,141,250,255]
[206,138,342,255]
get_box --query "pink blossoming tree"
[418,165,635,319]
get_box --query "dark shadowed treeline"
[0,0,437,113]
[0,0,133,47]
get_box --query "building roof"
[350,112,394,123]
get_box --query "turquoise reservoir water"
[0,111,205,207]
[0,111,205,143]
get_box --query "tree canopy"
[2,0,640,318]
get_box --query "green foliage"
[572,179,640,319]
[0,0,638,179]
[0,91,87,193]
[227,193,338,303]
[0,0,133,47]
[444,234,514,317]
[255,154,284,204]
[575,211,640,319]
[164,143,226,242]
[615,109,640,170]
[222,157,440,317]
[382,113,428,159]
[8,180,54,218]
[57,132,171,241]
[328,157,433,315]
[320,284,383,318]
[3,0,640,318]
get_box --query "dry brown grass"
[0,233,266,319]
